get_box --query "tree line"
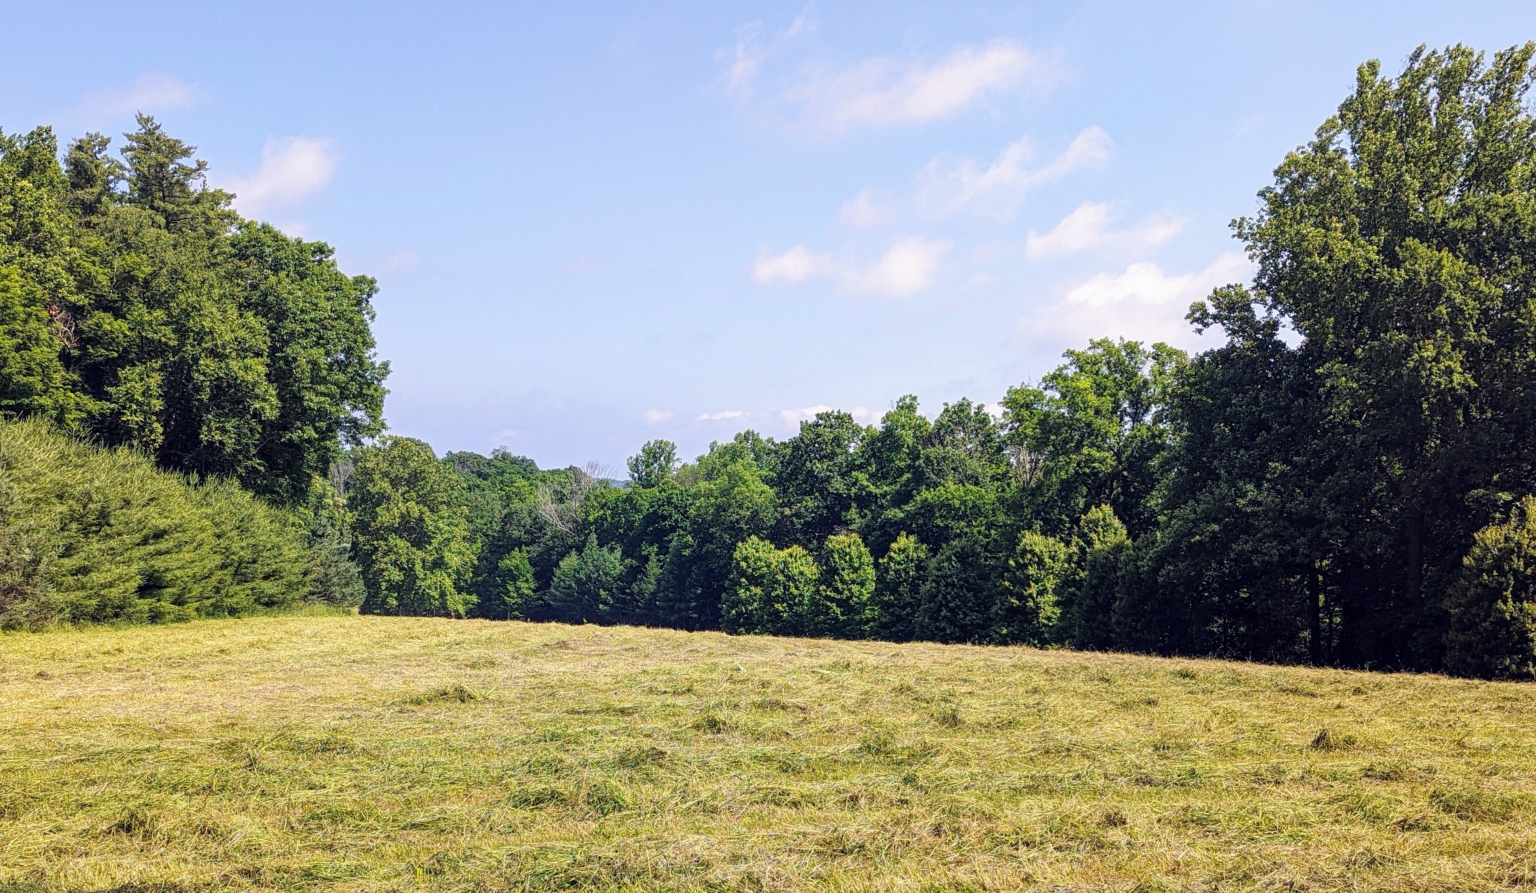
[4,45,1536,678]
[344,45,1536,678]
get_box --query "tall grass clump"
[0,417,311,629]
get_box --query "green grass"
[3,616,1535,891]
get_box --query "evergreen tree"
[812,532,875,639]
[993,531,1068,645]
[872,532,927,642]
[1444,496,1536,679]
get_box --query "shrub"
[1444,496,1536,679]
[722,535,819,636]
[811,532,875,639]
[993,531,1069,645]
[872,533,927,642]
[0,417,310,628]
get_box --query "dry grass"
[2,615,1535,891]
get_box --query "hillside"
[2,616,1534,892]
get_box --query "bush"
[811,532,875,639]
[917,536,1003,644]
[1444,496,1536,679]
[993,531,1068,645]
[872,533,927,642]
[0,417,310,629]
[722,536,819,636]
[1055,505,1130,649]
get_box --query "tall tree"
[1232,43,1536,668]
[349,437,477,617]
[1002,339,1184,538]
[0,117,386,503]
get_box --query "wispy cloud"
[918,127,1111,218]
[226,138,337,219]
[1020,252,1254,350]
[790,40,1059,133]
[384,249,423,273]
[839,187,895,229]
[642,409,674,424]
[719,11,816,99]
[751,245,835,285]
[846,237,948,296]
[752,237,948,297]
[698,410,745,421]
[74,73,200,119]
[1024,201,1184,259]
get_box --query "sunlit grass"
[3,615,1534,891]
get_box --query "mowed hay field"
[2,617,1535,892]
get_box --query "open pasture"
[2,615,1534,891]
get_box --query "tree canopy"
[9,46,1536,679]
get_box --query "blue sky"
[4,2,1534,470]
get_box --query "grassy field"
[2,616,1534,892]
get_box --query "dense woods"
[0,114,382,625]
[5,45,1536,678]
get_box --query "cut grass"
[2,615,1535,891]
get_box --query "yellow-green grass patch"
[3,615,1535,891]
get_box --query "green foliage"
[872,533,927,642]
[349,437,476,618]
[303,475,365,608]
[655,457,776,630]
[814,532,876,639]
[0,417,310,629]
[917,536,1003,644]
[1207,43,1536,669]
[627,439,678,488]
[487,549,538,620]
[0,265,90,427]
[547,536,626,624]
[771,410,870,546]
[1055,506,1131,649]
[1445,497,1536,679]
[994,531,1068,645]
[722,536,820,636]
[1001,339,1183,537]
[0,117,386,504]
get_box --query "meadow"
[2,614,1534,892]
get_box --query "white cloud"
[1024,201,1184,259]
[1021,252,1254,350]
[75,73,199,118]
[227,137,337,219]
[793,41,1058,132]
[722,23,766,98]
[919,127,1111,218]
[838,187,893,228]
[846,237,947,296]
[781,404,833,425]
[719,13,816,99]
[778,404,880,428]
[643,409,674,424]
[751,237,947,297]
[752,245,836,285]
[698,410,745,421]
